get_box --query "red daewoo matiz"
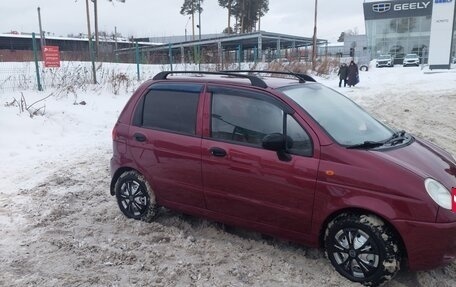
[110,71,456,286]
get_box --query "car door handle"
[209,147,227,157]
[133,133,147,142]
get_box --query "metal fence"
[0,42,334,93]
[0,62,35,91]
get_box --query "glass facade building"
[363,0,456,63]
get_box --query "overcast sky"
[0,0,366,43]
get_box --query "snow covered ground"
[0,62,455,286]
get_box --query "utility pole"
[114,26,118,51]
[228,0,232,33]
[93,0,99,59]
[198,0,202,41]
[37,7,46,50]
[185,16,191,42]
[85,0,97,84]
[258,14,261,32]
[312,0,318,71]
[92,0,126,60]
[198,0,202,70]
[114,26,118,62]
[241,0,245,33]
[192,2,195,41]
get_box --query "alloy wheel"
[329,228,380,279]
[117,179,149,218]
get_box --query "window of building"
[366,15,432,60]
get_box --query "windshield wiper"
[347,131,409,150]
[346,141,385,149]
[385,130,407,145]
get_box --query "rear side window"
[140,83,202,135]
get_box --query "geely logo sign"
[372,1,432,13]
[372,3,391,13]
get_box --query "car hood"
[375,138,456,189]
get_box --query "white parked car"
[403,54,420,67]
[376,55,394,68]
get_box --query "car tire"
[114,170,157,222]
[324,213,401,286]
[359,65,368,71]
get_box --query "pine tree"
[218,0,234,34]
[229,0,269,34]
[180,0,204,40]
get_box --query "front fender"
[310,181,438,238]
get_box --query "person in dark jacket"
[337,63,348,87]
[347,60,359,87]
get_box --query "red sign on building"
[43,46,61,68]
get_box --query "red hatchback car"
[110,71,456,286]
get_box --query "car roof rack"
[152,71,268,88]
[222,70,316,83]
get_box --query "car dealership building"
[363,0,456,68]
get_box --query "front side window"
[211,92,283,145]
[210,88,313,157]
[287,116,312,156]
[141,83,202,135]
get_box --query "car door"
[127,82,206,208]
[201,85,320,234]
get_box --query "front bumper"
[393,218,456,270]
[377,62,391,67]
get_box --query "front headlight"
[424,178,452,209]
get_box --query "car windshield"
[279,84,393,146]
[379,55,391,59]
[406,54,417,58]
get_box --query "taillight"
[452,187,456,213]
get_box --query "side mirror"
[262,133,286,151]
[262,133,293,162]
